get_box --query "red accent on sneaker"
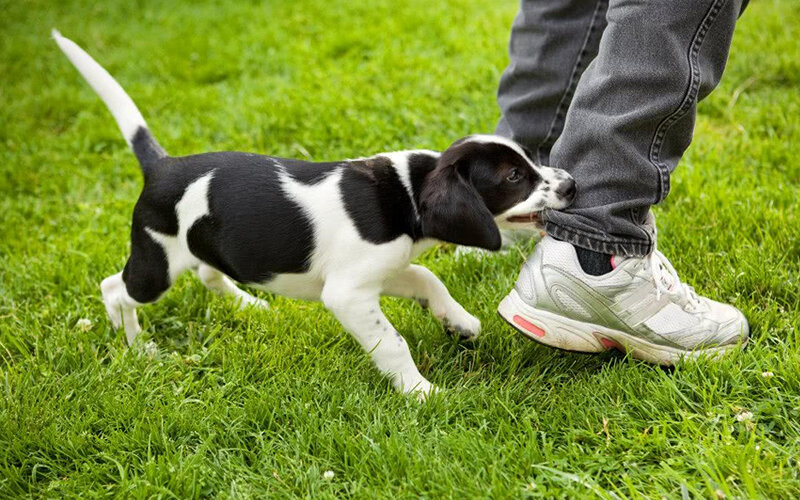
[513,315,545,338]
[600,337,624,351]
[610,255,617,270]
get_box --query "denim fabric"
[497,0,747,256]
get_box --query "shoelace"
[645,247,703,308]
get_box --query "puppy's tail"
[52,29,166,174]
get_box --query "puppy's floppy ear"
[419,143,502,250]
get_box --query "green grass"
[1,0,799,497]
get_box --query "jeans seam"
[536,0,607,165]
[648,0,727,204]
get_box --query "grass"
[1,0,798,497]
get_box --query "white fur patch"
[382,152,416,212]
[146,171,213,279]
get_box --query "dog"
[53,30,575,398]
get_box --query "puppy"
[53,31,575,398]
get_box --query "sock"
[574,245,613,276]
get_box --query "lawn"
[1,0,799,497]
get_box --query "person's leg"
[542,0,747,256]
[496,0,608,168]
[494,0,607,250]
[496,0,750,363]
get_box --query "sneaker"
[497,236,749,365]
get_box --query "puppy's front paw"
[238,296,269,310]
[395,375,439,401]
[411,379,440,402]
[443,310,481,341]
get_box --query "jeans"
[496,0,748,256]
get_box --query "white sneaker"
[497,236,749,365]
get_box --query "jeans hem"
[543,218,654,256]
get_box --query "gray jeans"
[496,0,747,256]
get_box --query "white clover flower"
[144,341,159,359]
[323,470,335,480]
[76,318,92,331]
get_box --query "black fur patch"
[123,224,171,303]
[340,156,422,243]
[407,153,437,206]
[186,154,322,283]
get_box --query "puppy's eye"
[506,168,522,183]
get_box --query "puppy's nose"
[555,178,576,203]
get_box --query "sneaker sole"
[497,289,745,366]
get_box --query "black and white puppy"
[54,31,575,398]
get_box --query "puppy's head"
[419,135,575,250]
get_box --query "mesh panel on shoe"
[541,244,577,271]
[515,264,536,302]
[644,303,699,333]
[553,289,592,321]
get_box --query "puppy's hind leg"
[196,264,268,310]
